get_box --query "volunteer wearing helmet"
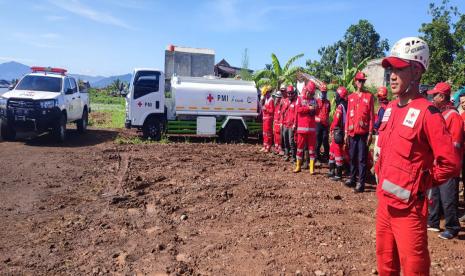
[328,86,348,180]
[375,37,460,275]
[426,82,463,239]
[372,87,390,166]
[273,91,284,155]
[315,83,331,165]
[294,81,318,174]
[344,71,375,192]
[260,85,274,153]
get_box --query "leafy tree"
[253,53,304,90]
[419,0,459,85]
[329,47,370,93]
[305,19,388,84]
[451,14,465,87]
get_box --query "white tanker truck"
[125,68,261,142]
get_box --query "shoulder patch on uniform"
[427,106,440,114]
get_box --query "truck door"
[69,78,81,119]
[130,70,164,126]
[63,78,77,121]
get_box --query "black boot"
[332,166,342,181]
[354,183,365,193]
[327,163,335,178]
[345,179,356,188]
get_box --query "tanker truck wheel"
[142,118,162,141]
[221,120,246,144]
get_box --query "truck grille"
[8,99,37,109]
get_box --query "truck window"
[15,75,62,92]
[69,78,78,93]
[133,71,160,99]
[63,78,71,93]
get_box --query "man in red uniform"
[373,87,390,168]
[315,83,331,165]
[345,71,375,192]
[426,82,463,239]
[279,85,288,156]
[273,90,283,154]
[460,93,465,223]
[328,86,348,180]
[260,86,274,153]
[294,81,318,174]
[282,85,297,162]
[375,37,460,275]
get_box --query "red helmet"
[320,82,327,92]
[354,71,367,81]
[377,86,388,99]
[286,85,294,93]
[305,81,316,95]
[336,86,348,99]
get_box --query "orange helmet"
[305,81,316,95]
[354,71,367,81]
[377,86,388,99]
[336,86,348,99]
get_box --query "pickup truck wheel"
[222,120,246,144]
[76,109,88,133]
[1,120,16,141]
[142,119,162,141]
[52,115,66,143]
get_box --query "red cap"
[381,57,410,69]
[377,86,388,98]
[354,71,367,81]
[427,82,451,96]
[305,81,316,94]
[286,85,294,93]
[336,86,348,99]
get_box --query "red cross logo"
[207,93,214,103]
[137,101,143,107]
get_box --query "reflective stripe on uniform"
[382,179,411,202]
[297,127,316,132]
[444,109,459,120]
[297,149,303,153]
[335,157,343,161]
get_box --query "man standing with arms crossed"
[345,71,375,193]
[375,37,460,275]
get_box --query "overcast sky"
[1,0,464,76]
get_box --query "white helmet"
[382,37,430,70]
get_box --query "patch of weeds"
[114,136,155,145]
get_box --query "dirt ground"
[1,128,465,275]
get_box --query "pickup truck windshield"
[15,76,62,92]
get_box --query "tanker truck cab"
[125,68,261,142]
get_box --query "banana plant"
[253,53,304,90]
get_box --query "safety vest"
[316,98,330,126]
[262,97,274,121]
[346,91,374,136]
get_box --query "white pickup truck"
[0,66,90,142]
[125,68,261,142]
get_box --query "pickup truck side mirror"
[65,88,74,95]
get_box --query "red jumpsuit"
[375,95,460,276]
[273,98,283,153]
[262,96,274,150]
[329,104,346,167]
[295,96,318,161]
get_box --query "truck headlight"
[0,97,6,109]
[39,99,57,109]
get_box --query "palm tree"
[253,53,304,90]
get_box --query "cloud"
[202,0,350,32]
[45,15,67,21]
[48,0,134,30]
[12,32,60,49]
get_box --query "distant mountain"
[0,61,132,88]
[0,61,31,81]
[92,74,132,88]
